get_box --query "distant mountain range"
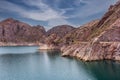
[0,1,120,61]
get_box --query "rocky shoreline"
[0,42,42,46]
[61,42,120,61]
[1,40,118,62]
[39,41,120,62]
[39,44,60,50]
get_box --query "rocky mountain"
[0,18,46,43]
[45,25,75,45]
[61,1,120,61]
[47,25,75,37]
[61,0,120,44]
[87,1,120,41]
[61,20,99,45]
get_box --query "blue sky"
[0,0,117,29]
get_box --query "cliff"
[61,41,120,61]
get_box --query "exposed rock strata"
[61,41,120,61]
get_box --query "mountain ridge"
[0,18,46,43]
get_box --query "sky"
[0,0,117,29]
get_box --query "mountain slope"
[61,1,120,61]
[47,25,75,37]
[0,18,46,43]
[62,20,99,44]
[87,1,120,41]
[45,25,75,45]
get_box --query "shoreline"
[39,44,60,50]
[1,42,120,62]
[0,42,43,47]
[61,42,120,62]
[39,42,120,62]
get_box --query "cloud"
[21,0,74,28]
[22,9,64,21]
[0,0,68,21]
[0,0,73,28]
[0,1,24,13]
[0,0,117,29]
[22,0,67,21]
[69,0,117,19]
[74,0,89,6]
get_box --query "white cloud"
[70,0,117,18]
[74,0,89,6]
[0,0,67,21]
[0,0,117,29]
[22,9,64,21]
[0,1,25,13]
[21,0,74,27]
[21,0,67,21]
[0,0,73,28]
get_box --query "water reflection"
[38,50,96,80]
[0,46,38,54]
[75,60,120,80]
[0,47,120,80]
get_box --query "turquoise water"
[0,46,120,80]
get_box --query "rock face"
[98,19,120,41]
[0,18,46,43]
[62,41,120,61]
[87,1,120,40]
[61,1,120,61]
[62,20,99,44]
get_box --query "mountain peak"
[4,18,16,21]
[1,18,19,23]
[0,18,46,43]
[116,0,120,5]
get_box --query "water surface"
[0,46,120,80]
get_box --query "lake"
[0,46,120,80]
